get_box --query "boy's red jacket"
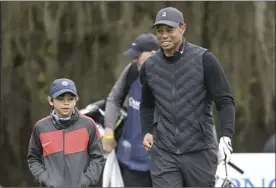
[27,111,105,187]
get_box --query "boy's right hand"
[102,128,117,153]
[38,171,54,187]
[143,133,153,151]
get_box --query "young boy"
[27,78,105,187]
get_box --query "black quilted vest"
[145,41,218,154]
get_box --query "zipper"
[63,130,66,184]
[175,127,180,154]
[171,63,180,154]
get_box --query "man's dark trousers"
[119,161,152,187]
[150,144,218,187]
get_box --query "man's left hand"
[218,136,233,165]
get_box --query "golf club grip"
[228,161,244,174]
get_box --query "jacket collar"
[160,39,188,62]
[50,107,79,130]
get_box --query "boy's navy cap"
[152,7,184,28]
[123,33,159,59]
[50,78,78,98]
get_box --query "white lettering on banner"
[128,97,140,110]
[215,153,276,187]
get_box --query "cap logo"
[161,12,166,18]
[61,81,69,86]
[132,43,137,46]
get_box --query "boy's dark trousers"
[119,161,152,187]
[150,144,218,187]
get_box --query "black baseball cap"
[49,78,78,98]
[123,33,159,59]
[152,7,184,28]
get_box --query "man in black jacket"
[140,7,235,187]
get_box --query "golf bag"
[79,99,127,142]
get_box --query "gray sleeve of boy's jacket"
[104,63,132,129]
[27,125,50,186]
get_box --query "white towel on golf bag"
[102,149,124,187]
